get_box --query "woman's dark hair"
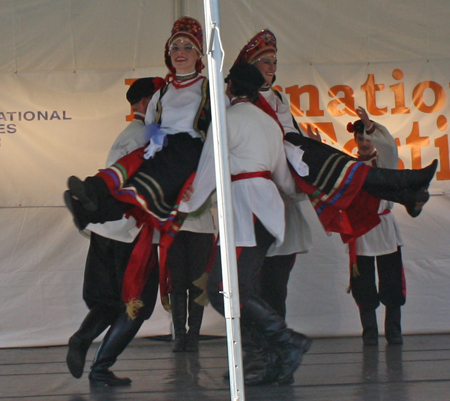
[225,63,265,103]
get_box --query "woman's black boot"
[363,159,438,193]
[362,160,437,217]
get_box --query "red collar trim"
[230,97,252,106]
[169,74,203,89]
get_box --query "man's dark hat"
[126,77,166,105]
[225,62,265,91]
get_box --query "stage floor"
[1,333,449,401]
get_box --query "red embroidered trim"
[357,150,378,162]
[170,75,203,89]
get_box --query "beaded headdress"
[235,29,277,64]
[165,17,204,74]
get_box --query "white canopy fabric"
[1,0,449,347]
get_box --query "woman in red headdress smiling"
[64,17,213,323]
[66,16,210,230]
[236,29,437,239]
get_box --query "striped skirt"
[285,132,381,242]
[96,132,203,226]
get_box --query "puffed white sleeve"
[144,89,161,125]
[364,122,398,169]
[179,126,216,213]
[271,143,298,198]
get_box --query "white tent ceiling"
[1,0,449,74]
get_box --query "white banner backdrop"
[0,0,450,347]
[274,59,450,195]
[1,196,449,348]
[1,59,449,207]
[0,68,167,206]
[0,206,226,347]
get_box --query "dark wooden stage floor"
[1,333,449,401]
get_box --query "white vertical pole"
[202,1,245,400]
[173,0,184,19]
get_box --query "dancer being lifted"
[65,16,211,315]
[235,29,437,244]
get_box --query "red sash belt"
[379,208,390,216]
[231,170,272,181]
[228,170,271,274]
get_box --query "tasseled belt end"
[192,272,210,306]
[126,299,144,319]
[193,272,209,291]
[161,295,171,312]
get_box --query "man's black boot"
[385,307,403,345]
[360,308,379,346]
[185,295,204,352]
[171,293,187,352]
[88,313,143,386]
[241,296,312,386]
[66,306,119,378]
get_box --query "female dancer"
[236,29,437,241]
[65,16,212,323]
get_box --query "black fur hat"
[225,62,265,92]
[126,77,166,105]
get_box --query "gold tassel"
[162,295,171,312]
[192,272,209,291]
[346,263,360,293]
[126,299,144,320]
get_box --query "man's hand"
[356,106,371,127]
[181,184,194,202]
[307,125,321,141]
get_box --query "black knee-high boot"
[185,295,205,352]
[68,176,110,212]
[66,305,120,378]
[385,307,403,345]
[359,308,379,346]
[170,293,187,352]
[364,159,438,192]
[241,296,312,386]
[222,323,267,380]
[362,159,438,217]
[64,180,131,230]
[88,313,144,386]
